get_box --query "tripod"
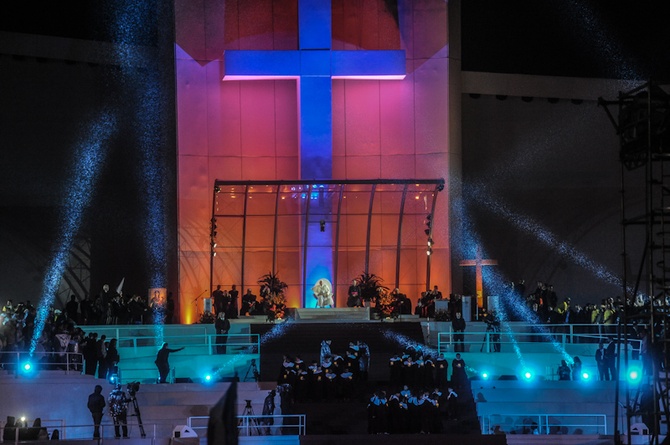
[239,400,261,435]
[244,359,260,382]
[128,396,146,438]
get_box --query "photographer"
[482,310,501,353]
[108,384,130,438]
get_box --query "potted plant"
[257,272,288,322]
[198,311,216,324]
[355,272,389,305]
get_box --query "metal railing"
[0,351,84,377]
[187,414,307,437]
[0,419,193,443]
[480,413,607,435]
[436,323,641,355]
[114,332,260,355]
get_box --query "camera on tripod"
[484,317,500,331]
[245,359,260,382]
[127,382,140,397]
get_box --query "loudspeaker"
[498,375,518,380]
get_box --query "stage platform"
[0,318,644,444]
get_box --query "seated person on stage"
[416,291,436,318]
[240,289,257,316]
[312,280,334,308]
[392,288,412,315]
[429,285,443,301]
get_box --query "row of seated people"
[367,386,460,434]
[345,281,456,319]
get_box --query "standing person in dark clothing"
[262,389,276,435]
[66,295,79,323]
[212,285,225,315]
[595,342,608,380]
[106,339,120,380]
[155,343,185,383]
[228,284,239,319]
[446,387,459,420]
[96,335,107,379]
[435,353,449,389]
[83,333,99,376]
[347,279,362,307]
[605,339,617,380]
[451,353,468,389]
[87,384,106,439]
[215,312,230,354]
[452,312,466,352]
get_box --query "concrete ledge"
[295,307,370,321]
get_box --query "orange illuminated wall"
[174,0,452,323]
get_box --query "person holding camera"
[108,384,130,438]
[481,309,501,352]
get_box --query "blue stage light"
[522,370,533,380]
[22,362,32,372]
[109,373,118,385]
[581,371,590,381]
[627,368,641,384]
[481,372,490,380]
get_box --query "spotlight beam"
[30,112,116,355]
[467,181,634,295]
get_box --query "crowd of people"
[0,298,98,372]
[367,344,468,434]
[367,386,459,434]
[511,279,648,326]
[276,339,370,403]
[388,345,468,391]
[211,284,288,322]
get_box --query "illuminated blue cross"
[223,0,405,180]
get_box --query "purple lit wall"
[175,0,452,322]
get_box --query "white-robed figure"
[312,279,334,308]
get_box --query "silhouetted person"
[155,342,185,383]
[87,384,106,439]
[108,384,129,438]
[215,312,230,354]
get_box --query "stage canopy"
[210,179,445,308]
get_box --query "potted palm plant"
[257,272,288,322]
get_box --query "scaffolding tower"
[600,81,670,445]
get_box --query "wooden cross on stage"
[459,246,498,309]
